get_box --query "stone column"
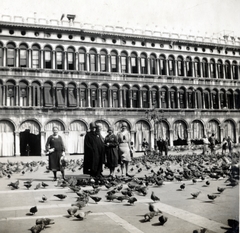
[86,53,90,71]
[183,60,187,77]
[148,89,152,108]
[40,86,43,107]
[15,85,19,106]
[202,92,205,109]
[40,50,44,68]
[15,131,20,156]
[210,92,213,109]
[225,92,228,108]
[52,51,56,69]
[87,88,91,107]
[166,60,169,76]
[15,48,19,67]
[76,87,80,107]
[75,52,78,71]
[139,89,143,108]
[218,91,221,109]
[28,85,32,106]
[156,59,159,75]
[223,64,226,79]
[28,49,32,68]
[177,90,180,109]
[52,85,56,107]
[129,89,133,108]
[108,89,112,108]
[98,88,102,108]
[119,89,123,108]
[215,63,218,79]
[207,63,211,78]
[137,57,141,75]
[41,131,46,156]
[230,64,233,80]
[64,87,67,107]
[185,91,189,109]
[3,47,6,67]
[158,90,162,109]
[2,85,6,106]
[169,129,174,147]
[167,91,171,109]
[194,90,197,109]
[174,60,178,76]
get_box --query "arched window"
[6,80,15,106]
[102,84,108,107]
[177,56,184,76]
[19,44,28,68]
[112,85,119,108]
[44,46,52,69]
[202,58,208,78]
[225,61,231,79]
[43,82,53,106]
[90,84,98,107]
[234,90,240,109]
[78,48,86,71]
[159,55,166,75]
[168,56,175,75]
[207,120,220,142]
[56,82,65,107]
[100,50,107,72]
[217,60,224,79]
[212,90,218,109]
[140,53,147,74]
[0,42,3,66]
[186,57,192,77]
[7,43,16,67]
[142,86,149,108]
[194,58,201,77]
[220,89,226,109]
[32,81,41,106]
[187,89,194,109]
[151,87,159,108]
[67,83,77,107]
[210,59,216,78]
[196,89,203,108]
[122,85,130,108]
[120,51,128,73]
[80,84,87,107]
[232,61,238,80]
[132,86,139,108]
[110,51,118,72]
[67,47,75,70]
[130,52,138,74]
[223,120,236,142]
[19,81,28,106]
[89,49,97,72]
[135,121,150,151]
[170,88,177,108]
[227,90,234,109]
[179,88,186,108]
[32,44,40,68]
[56,46,64,69]
[191,120,204,141]
[203,89,210,109]
[160,87,168,108]
[150,54,157,75]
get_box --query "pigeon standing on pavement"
[191,191,201,199]
[207,194,217,201]
[74,211,92,220]
[42,194,47,202]
[89,195,102,204]
[144,212,156,222]
[151,191,160,202]
[30,206,38,215]
[30,224,44,233]
[54,194,67,200]
[67,207,78,217]
[158,214,168,225]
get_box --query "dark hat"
[107,126,114,132]
[89,122,97,129]
[121,122,128,128]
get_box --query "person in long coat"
[45,126,65,181]
[105,126,119,177]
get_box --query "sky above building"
[1,0,239,38]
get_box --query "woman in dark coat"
[45,126,65,181]
[105,126,119,176]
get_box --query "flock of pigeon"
[1,150,239,233]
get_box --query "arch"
[68,120,87,154]
[190,120,204,144]
[207,119,221,142]
[113,119,132,133]
[156,119,170,141]
[134,120,151,151]
[19,120,41,156]
[173,120,188,145]
[0,120,15,156]
[223,119,236,142]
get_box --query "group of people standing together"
[203,133,233,156]
[83,122,133,178]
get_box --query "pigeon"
[144,212,156,222]
[192,178,197,184]
[149,203,162,215]
[116,196,129,202]
[8,180,19,189]
[191,191,201,199]
[30,224,44,233]
[106,194,117,202]
[151,191,160,202]
[180,183,185,190]
[128,197,137,205]
[159,214,168,225]
[35,183,41,190]
[24,182,32,189]
[41,182,49,188]
[36,218,54,225]
[193,228,207,233]
[74,211,92,220]
[217,187,226,193]
[206,181,210,186]
[54,194,67,200]
[89,196,102,204]
[30,206,38,215]
[42,195,47,202]
[207,194,217,201]
[67,207,78,216]
[71,201,87,209]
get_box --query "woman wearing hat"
[104,126,119,177]
[117,122,133,177]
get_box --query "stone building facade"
[0,15,239,156]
